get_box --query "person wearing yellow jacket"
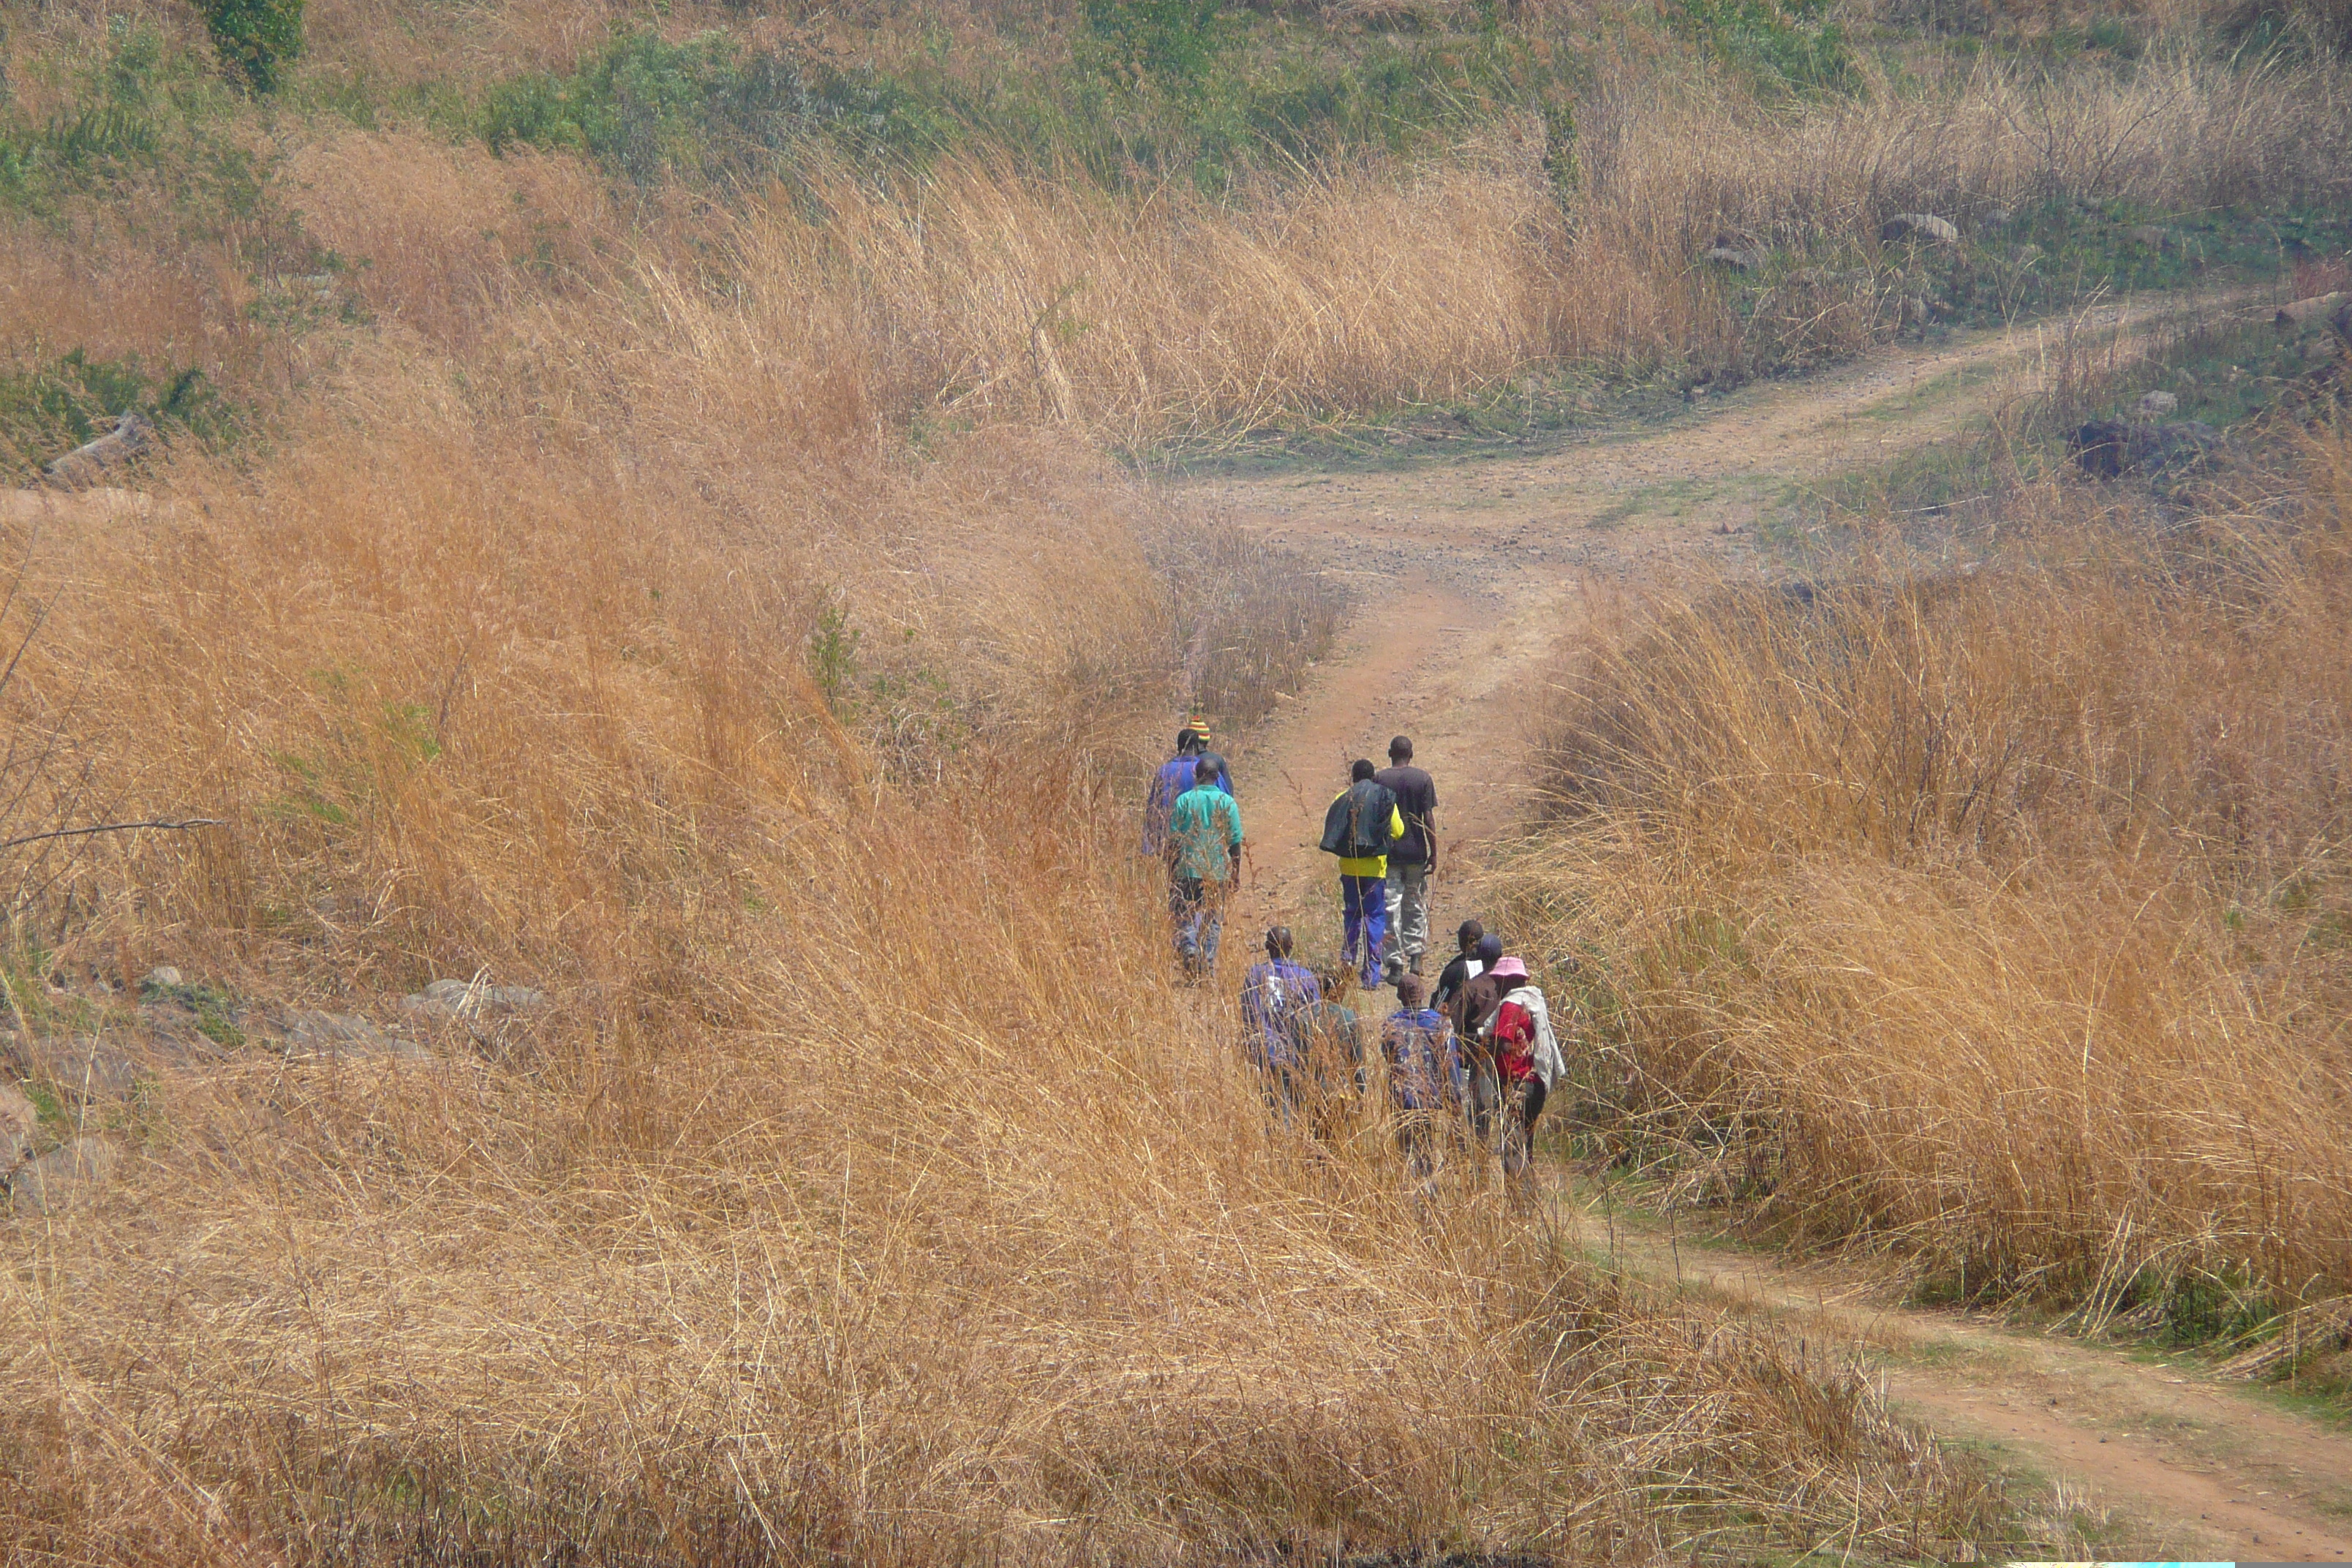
[1319,759,1404,990]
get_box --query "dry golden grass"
[0,7,2341,1551]
[1561,47,2351,372]
[1508,424,2352,1316]
[24,40,2342,459]
[0,53,2000,1558]
[0,340,1986,1567]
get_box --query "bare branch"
[0,818,224,851]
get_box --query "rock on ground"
[400,979,546,1023]
[2277,291,2348,328]
[283,1009,430,1062]
[2068,419,2222,480]
[10,1034,140,1104]
[40,413,153,488]
[10,1137,118,1215]
[0,1084,37,1175]
[1880,213,1960,245]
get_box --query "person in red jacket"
[1483,957,1548,1180]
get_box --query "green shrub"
[199,0,304,93]
[1670,0,1857,96]
[482,31,943,181]
[1081,0,1235,92]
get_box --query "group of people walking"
[1139,720,1567,1186]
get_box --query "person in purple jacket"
[1240,925,1320,1120]
[1142,721,1233,859]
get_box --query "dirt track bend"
[1192,288,2352,1562]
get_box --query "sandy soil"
[1191,287,2352,1562]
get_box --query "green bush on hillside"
[1671,0,1857,95]
[1081,0,1236,92]
[200,0,304,93]
[482,31,943,181]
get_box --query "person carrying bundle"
[1483,957,1567,1181]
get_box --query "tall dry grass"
[1563,47,2352,372]
[0,329,1988,1568]
[262,46,2352,454]
[1506,426,2352,1316]
[0,9,2339,1550]
[0,54,1999,1561]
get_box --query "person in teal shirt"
[1168,758,1244,978]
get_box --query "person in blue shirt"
[1240,925,1319,1120]
[1384,976,1458,1189]
[1142,723,1235,857]
[1166,758,1244,978]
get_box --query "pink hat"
[1490,957,1529,981]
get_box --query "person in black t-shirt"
[1375,736,1440,979]
[1431,919,1485,1014]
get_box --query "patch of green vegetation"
[20,1079,67,1136]
[379,702,444,766]
[805,598,864,717]
[2100,312,2344,433]
[471,8,1574,194]
[0,349,231,476]
[2141,1266,2279,1346]
[140,972,248,1050]
[1917,199,2352,333]
[1775,270,2352,543]
[265,751,355,829]
[1168,359,1699,475]
[199,0,306,94]
[1670,0,1860,97]
[195,1006,245,1050]
[2239,1362,2352,1427]
[480,30,949,184]
[0,19,246,210]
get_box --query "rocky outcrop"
[10,1137,118,1215]
[399,978,546,1024]
[2277,292,2348,328]
[284,1009,431,1062]
[9,1033,140,1105]
[2068,420,2222,481]
[41,413,152,489]
[1880,213,1960,246]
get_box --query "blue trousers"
[1340,874,1387,983]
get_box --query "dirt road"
[1205,288,2252,949]
[1193,289,2352,1561]
[1569,1199,2352,1561]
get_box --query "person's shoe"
[1408,956,1426,977]
[1380,953,1406,985]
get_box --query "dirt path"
[1193,286,2352,1561]
[1569,1199,2352,1561]
[1207,287,2258,913]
